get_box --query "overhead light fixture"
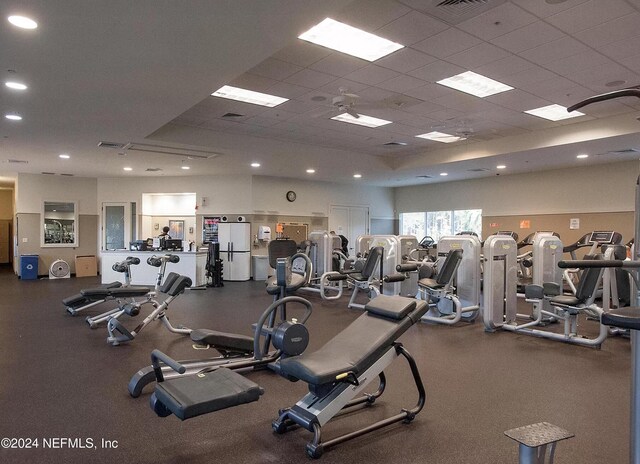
[5,113,22,121]
[181,166,190,170]
[496,165,506,169]
[251,162,261,168]
[211,85,288,107]
[5,81,27,90]
[353,173,362,178]
[8,15,38,29]
[415,131,465,143]
[524,104,584,121]
[331,112,392,128]
[123,167,133,171]
[59,154,70,159]
[437,71,513,98]
[440,172,448,176]
[576,154,589,159]
[306,169,316,174]
[298,18,403,62]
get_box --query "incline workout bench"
[148,294,428,459]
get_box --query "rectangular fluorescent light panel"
[524,104,585,121]
[331,112,392,128]
[211,85,288,107]
[437,71,513,98]
[298,18,404,62]
[415,131,465,143]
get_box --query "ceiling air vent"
[98,141,126,149]
[416,175,433,179]
[41,172,55,175]
[467,168,489,172]
[60,173,74,176]
[7,159,28,164]
[222,112,245,118]
[123,142,221,160]
[384,141,408,147]
[145,168,163,172]
[399,0,506,25]
[609,148,640,155]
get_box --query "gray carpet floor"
[0,265,632,463]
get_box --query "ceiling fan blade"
[342,92,360,99]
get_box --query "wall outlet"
[22,237,28,243]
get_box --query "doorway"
[329,205,369,257]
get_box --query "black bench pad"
[63,282,122,306]
[190,329,254,353]
[278,295,427,386]
[80,286,150,299]
[602,307,640,330]
[154,368,264,420]
[418,277,444,289]
[550,295,581,307]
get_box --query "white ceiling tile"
[517,75,577,99]
[486,89,551,112]
[544,51,613,77]
[229,73,279,92]
[395,114,440,129]
[344,64,400,85]
[255,108,299,122]
[412,28,482,59]
[511,0,590,18]
[276,99,323,114]
[456,2,537,40]
[473,55,536,81]
[519,37,590,66]
[571,67,640,92]
[432,92,502,113]
[284,68,337,89]
[505,66,559,89]
[381,123,422,137]
[403,83,452,101]
[551,87,598,108]
[337,0,411,31]
[272,41,331,67]
[489,21,566,53]
[267,81,313,99]
[445,43,511,69]
[597,35,640,61]
[376,48,438,73]
[309,53,368,78]
[546,0,635,34]
[244,116,281,128]
[376,74,427,92]
[401,100,447,117]
[354,86,401,103]
[407,60,466,83]
[574,12,640,48]
[317,78,370,95]
[171,114,210,127]
[248,58,304,81]
[618,53,640,73]
[427,108,467,122]
[376,10,449,45]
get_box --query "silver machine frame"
[300,231,347,301]
[421,235,481,325]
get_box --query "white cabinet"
[217,222,251,281]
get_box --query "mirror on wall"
[42,201,77,247]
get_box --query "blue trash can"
[20,255,39,280]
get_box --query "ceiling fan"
[429,119,477,141]
[308,87,366,119]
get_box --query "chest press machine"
[148,294,428,459]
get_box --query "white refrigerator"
[217,222,251,281]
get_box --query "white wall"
[251,176,395,219]
[16,173,98,214]
[395,160,640,216]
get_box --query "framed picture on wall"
[169,220,185,240]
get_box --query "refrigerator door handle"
[231,242,234,261]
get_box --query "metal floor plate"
[504,422,574,448]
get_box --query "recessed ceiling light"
[181,166,190,170]
[123,167,133,171]
[576,154,589,159]
[415,131,465,143]
[440,172,448,176]
[437,71,513,98]
[8,15,38,29]
[59,154,70,159]
[353,173,362,178]
[306,169,316,174]
[5,113,22,121]
[524,104,584,121]
[5,81,27,90]
[331,112,392,128]
[251,162,260,168]
[496,165,506,169]
[298,18,403,62]
[211,85,288,107]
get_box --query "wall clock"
[286,190,297,202]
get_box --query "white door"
[329,205,369,256]
[217,223,231,251]
[230,252,251,281]
[230,223,251,251]
[102,203,131,250]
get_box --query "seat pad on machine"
[549,295,581,306]
[154,367,264,420]
[63,282,123,305]
[265,273,306,295]
[277,295,427,386]
[190,329,254,353]
[418,277,443,289]
[81,286,150,299]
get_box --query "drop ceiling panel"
[243,116,281,128]
[284,68,337,89]
[618,53,640,74]
[401,100,447,117]
[571,67,640,92]
[344,64,400,85]
[474,55,536,81]
[573,12,640,48]
[489,21,566,54]
[510,0,591,18]
[396,114,440,129]
[308,53,368,77]
[545,0,635,34]
[432,92,503,113]
[255,108,299,122]
[402,83,452,101]
[597,35,640,61]
[266,81,311,99]
[351,85,399,102]
[376,74,428,92]
[412,28,482,59]
[519,37,590,66]
[407,60,466,83]
[317,78,370,95]
[276,99,324,114]
[445,42,512,69]
[574,100,636,119]
[229,73,279,92]
[337,0,410,31]
[486,89,551,113]
[504,66,559,89]
[272,41,332,68]
[376,48,438,73]
[456,2,537,41]
[544,51,613,77]
[517,75,581,100]
[248,58,304,81]
[376,10,449,45]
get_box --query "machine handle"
[126,257,141,265]
[150,349,186,382]
[567,89,640,112]
[166,254,180,264]
[558,260,624,269]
